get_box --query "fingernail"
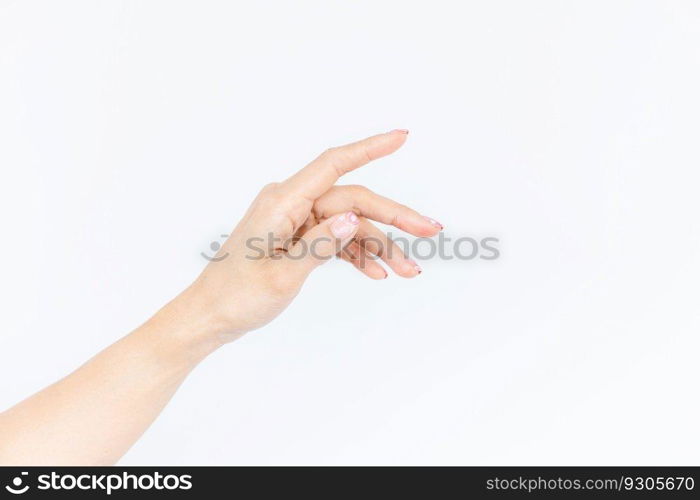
[407,259,422,275]
[423,216,443,230]
[383,270,388,279]
[389,129,409,135]
[331,211,360,239]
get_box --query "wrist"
[141,287,231,366]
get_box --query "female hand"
[173,130,444,345]
[0,129,444,465]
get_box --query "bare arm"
[0,130,442,465]
[0,290,218,465]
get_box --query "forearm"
[0,290,222,465]
[0,131,433,465]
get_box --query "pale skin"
[0,130,443,465]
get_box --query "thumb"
[286,211,360,275]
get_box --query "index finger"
[282,129,409,200]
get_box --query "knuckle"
[347,184,372,196]
[359,145,372,163]
[260,182,281,195]
[320,146,349,175]
[256,183,286,207]
[321,146,339,158]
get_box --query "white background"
[1,1,699,465]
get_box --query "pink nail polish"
[423,216,443,230]
[331,211,360,239]
[389,129,409,135]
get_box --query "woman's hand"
[175,130,443,345]
[0,130,444,465]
